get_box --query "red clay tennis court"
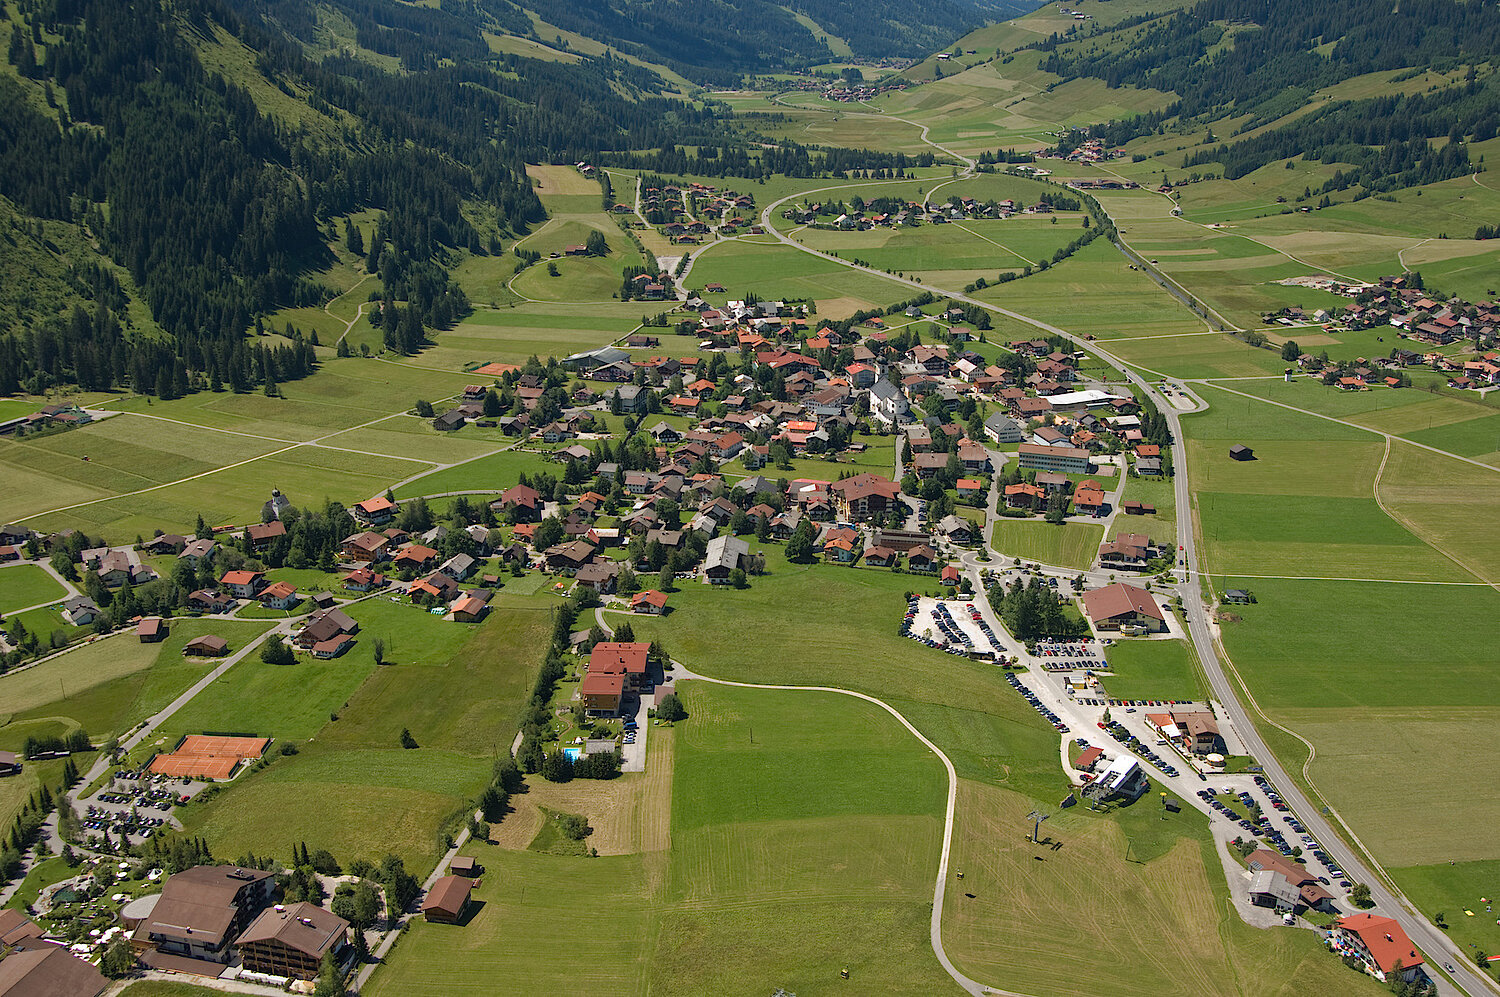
[149,735,269,779]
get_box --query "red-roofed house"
[631,590,669,615]
[1333,913,1426,984]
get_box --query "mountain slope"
[1036,0,1500,191]
[0,0,728,396]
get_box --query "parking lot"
[78,770,207,843]
[1003,663,1353,910]
[902,597,1008,659]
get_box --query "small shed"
[1223,589,1252,605]
[1229,444,1255,461]
[449,856,478,877]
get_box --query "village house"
[219,570,265,599]
[1331,914,1426,985]
[352,496,398,526]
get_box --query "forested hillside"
[525,0,1032,84]
[1039,0,1500,191]
[0,0,731,397]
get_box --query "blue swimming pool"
[564,747,583,762]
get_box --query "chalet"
[1071,480,1106,516]
[393,544,439,572]
[132,865,276,967]
[906,545,939,573]
[937,515,974,543]
[863,545,898,567]
[438,553,476,582]
[352,496,398,526]
[1332,914,1426,985]
[144,533,187,556]
[1243,850,1336,913]
[1080,583,1165,632]
[451,595,489,623]
[188,589,236,614]
[1004,482,1046,510]
[1098,533,1153,571]
[258,581,299,611]
[342,531,390,562]
[829,473,902,521]
[574,561,620,594]
[343,567,385,592]
[544,540,598,574]
[219,570,265,599]
[631,589,669,615]
[61,595,101,626]
[956,478,982,499]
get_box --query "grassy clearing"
[1100,637,1204,701]
[1389,859,1500,958]
[0,620,275,738]
[0,564,67,614]
[392,447,560,499]
[989,519,1103,570]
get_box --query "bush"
[260,638,295,665]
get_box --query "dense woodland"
[1044,0,1500,187]
[0,0,747,397]
[532,0,1024,84]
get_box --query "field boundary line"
[1372,437,1498,590]
[950,222,1035,266]
[1193,379,1500,475]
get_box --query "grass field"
[368,680,955,996]
[176,594,553,871]
[989,519,1103,570]
[0,564,66,614]
[0,620,275,742]
[1100,637,1204,701]
[941,779,1378,997]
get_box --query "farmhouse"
[421,876,474,924]
[236,903,350,982]
[1080,583,1166,632]
[703,534,750,583]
